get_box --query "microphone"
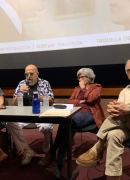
[26,79,30,96]
[26,80,30,86]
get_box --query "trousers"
[6,122,31,153]
[6,122,53,154]
[97,115,130,176]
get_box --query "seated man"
[76,59,130,180]
[0,88,8,162]
[7,64,54,165]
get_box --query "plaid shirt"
[14,78,54,99]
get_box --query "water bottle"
[43,96,49,109]
[32,91,40,114]
[17,93,23,107]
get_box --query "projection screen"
[0,0,130,69]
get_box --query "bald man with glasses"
[7,64,54,166]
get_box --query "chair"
[73,123,98,144]
[74,123,98,133]
[72,123,98,159]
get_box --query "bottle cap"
[33,91,38,94]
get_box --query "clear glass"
[17,94,23,107]
[43,96,49,109]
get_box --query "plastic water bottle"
[43,96,49,109]
[17,94,23,107]
[32,91,40,114]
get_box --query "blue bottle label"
[32,93,40,114]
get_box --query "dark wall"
[0,44,130,89]
[0,64,128,89]
[0,44,130,69]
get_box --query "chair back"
[123,139,130,147]
[73,123,98,133]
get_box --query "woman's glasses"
[77,75,88,80]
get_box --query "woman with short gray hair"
[69,67,104,128]
[49,67,105,171]
[77,68,95,83]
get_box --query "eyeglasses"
[77,76,88,80]
[24,72,34,77]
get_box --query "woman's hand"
[80,100,86,104]
[79,79,86,89]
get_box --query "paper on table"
[39,104,74,117]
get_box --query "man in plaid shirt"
[7,64,54,165]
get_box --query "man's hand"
[107,100,130,118]
[20,85,29,93]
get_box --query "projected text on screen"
[0,0,130,54]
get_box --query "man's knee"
[6,122,22,130]
[107,130,125,143]
[38,124,53,133]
